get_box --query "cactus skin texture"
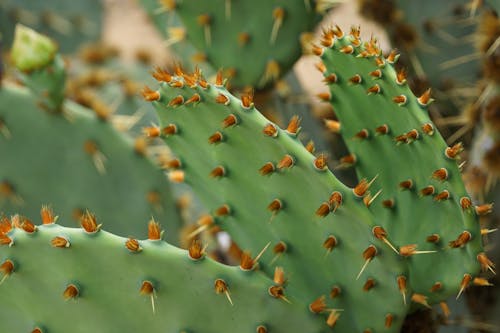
[0,0,103,53]
[0,220,325,332]
[0,84,182,243]
[0,26,182,242]
[140,0,321,89]
[149,27,487,332]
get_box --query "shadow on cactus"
[0,24,495,333]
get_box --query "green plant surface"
[0,83,182,243]
[0,0,103,53]
[139,0,322,89]
[0,221,325,332]
[148,27,486,332]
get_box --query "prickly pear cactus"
[0,217,325,332]
[147,27,488,332]
[0,0,103,53]
[139,0,323,89]
[0,26,182,242]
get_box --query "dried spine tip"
[353,176,377,197]
[210,166,226,178]
[363,278,375,291]
[214,279,233,305]
[475,203,493,216]
[188,239,205,260]
[208,131,224,144]
[314,154,328,170]
[392,95,407,105]
[125,238,141,252]
[399,244,436,257]
[385,314,394,328]
[309,295,327,313]
[263,123,278,137]
[168,95,184,107]
[375,124,389,135]
[370,69,382,78]
[445,142,463,159]
[317,92,331,102]
[256,325,268,333]
[406,129,419,141]
[367,84,381,94]
[430,282,442,292]
[397,276,407,305]
[432,168,448,181]
[449,231,471,248]
[51,236,70,248]
[222,114,238,128]
[139,280,155,295]
[152,67,172,82]
[316,202,331,217]
[142,86,160,101]
[259,162,275,175]
[372,226,398,253]
[148,219,162,240]
[41,206,56,224]
[417,88,433,106]
[162,124,177,135]
[315,61,326,73]
[286,115,301,134]
[339,153,356,167]
[0,259,14,280]
[434,190,450,201]
[273,266,286,285]
[399,179,413,190]
[240,251,255,270]
[80,211,101,233]
[312,44,324,56]
[323,235,337,252]
[267,199,283,214]
[270,7,285,44]
[422,123,434,135]
[215,93,230,105]
[426,234,440,243]
[330,286,341,299]
[185,93,201,105]
[457,274,472,299]
[340,45,354,54]
[420,186,435,196]
[324,119,341,132]
[241,91,254,108]
[386,50,398,63]
[326,310,341,328]
[396,69,407,85]
[357,245,377,280]
[411,293,430,308]
[323,73,338,84]
[477,252,495,274]
[215,204,231,217]
[63,284,79,300]
[473,277,493,286]
[277,154,294,169]
[329,191,342,211]
[143,126,160,138]
[349,74,362,84]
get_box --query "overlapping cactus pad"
[146,27,489,332]
[141,0,321,88]
[0,218,324,332]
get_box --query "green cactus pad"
[148,27,485,331]
[0,84,181,243]
[0,222,325,332]
[140,0,321,89]
[317,27,483,302]
[0,0,103,53]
